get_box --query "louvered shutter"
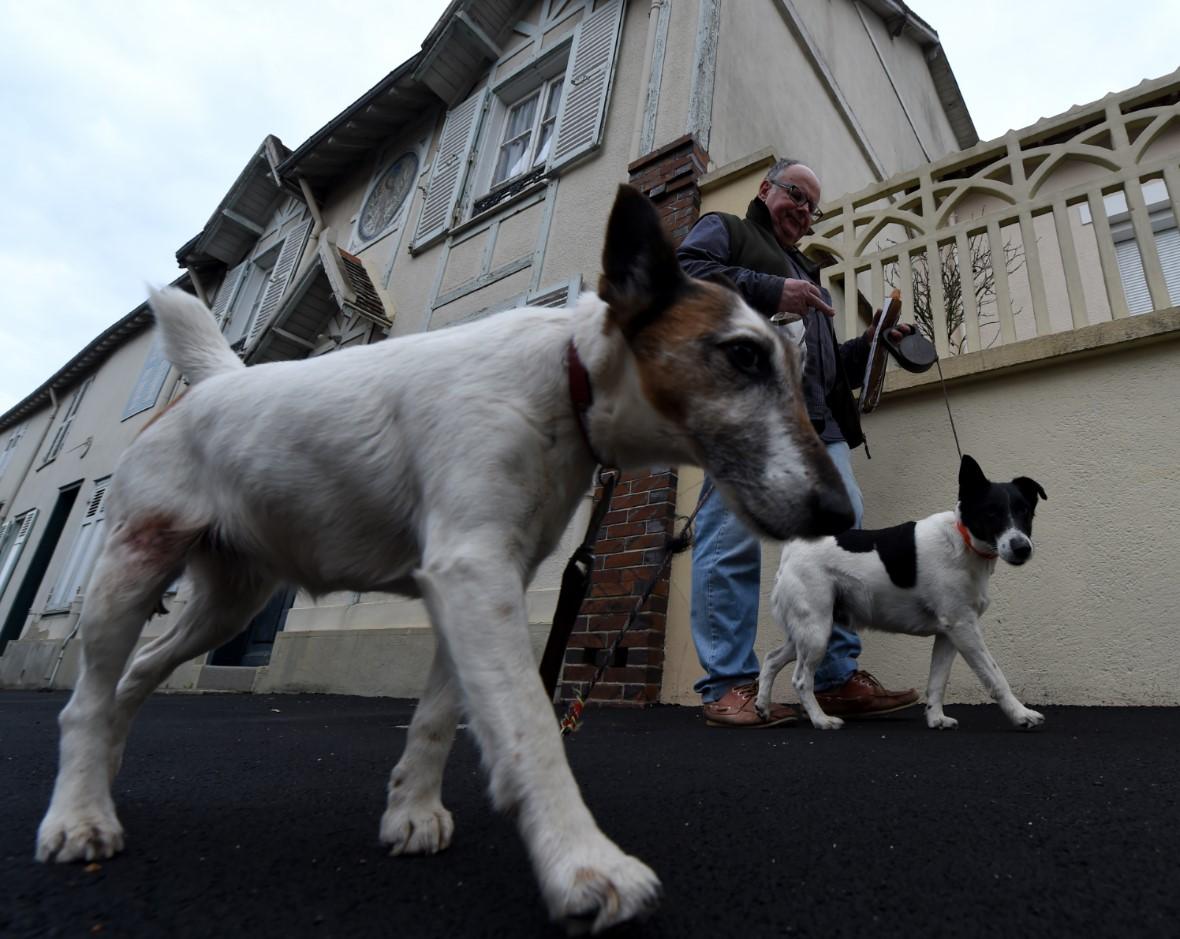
[550,0,624,171]
[1155,226,1180,305]
[45,481,109,609]
[247,219,313,348]
[122,335,172,420]
[0,509,37,601]
[210,261,249,325]
[413,88,489,247]
[0,426,24,479]
[43,377,92,463]
[1115,239,1152,315]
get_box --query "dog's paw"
[811,715,845,731]
[926,714,959,730]
[1011,707,1045,730]
[550,851,662,935]
[380,799,454,855]
[36,811,124,863]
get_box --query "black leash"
[933,356,963,461]
[539,467,620,699]
[554,479,713,736]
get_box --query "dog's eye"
[722,340,769,378]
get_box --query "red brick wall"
[556,135,708,708]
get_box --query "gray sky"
[1,0,1177,413]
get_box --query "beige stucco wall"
[709,0,960,196]
[663,298,1180,706]
[0,327,181,642]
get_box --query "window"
[45,478,109,612]
[491,78,563,189]
[411,0,624,249]
[1081,179,1180,315]
[0,425,25,480]
[122,336,173,420]
[223,252,277,349]
[0,509,37,602]
[210,218,313,353]
[42,377,93,466]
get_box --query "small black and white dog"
[757,455,1048,731]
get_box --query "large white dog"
[35,185,853,932]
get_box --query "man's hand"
[864,308,915,344]
[779,278,834,318]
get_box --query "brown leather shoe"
[703,682,798,728]
[814,671,919,718]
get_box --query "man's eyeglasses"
[767,178,823,221]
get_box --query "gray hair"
[766,158,802,182]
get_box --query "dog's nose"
[808,487,855,537]
[1010,540,1032,563]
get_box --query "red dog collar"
[955,521,998,559]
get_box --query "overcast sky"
[1,0,1177,413]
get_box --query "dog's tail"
[149,286,244,385]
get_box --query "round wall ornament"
[358,152,418,242]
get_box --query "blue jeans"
[690,440,865,702]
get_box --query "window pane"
[504,93,539,142]
[493,137,530,185]
[544,80,563,120]
[533,120,555,168]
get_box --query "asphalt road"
[2,691,1178,938]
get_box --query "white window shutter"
[43,377,93,464]
[247,219,313,347]
[210,261,249,325]
[46,481,110,609]
[413,88,489,247]
[0,508,37,602]
[550,0,625,171]
[0,426,25,480]
[1115,239,1152,315]
[1155,226,1180,305]
[122,335,172,420]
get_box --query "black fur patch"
[835,521,918,588]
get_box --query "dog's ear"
[958,454,989,498]
[598,184,687,338]
[1012,475,1047,508]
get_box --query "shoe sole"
[704,713,798,728]
[817,698,922,720]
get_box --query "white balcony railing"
[807,69,1180,356]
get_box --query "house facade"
[2,0,1006,699]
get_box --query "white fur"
[37,238,850,933]
[757,510,1045,731]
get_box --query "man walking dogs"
[678,158,919,727]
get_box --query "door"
[208,585,296,667]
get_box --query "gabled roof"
[249,237,391,365]
[0,275,193,433]
[176,135,291,271]
[859,0,978,150]
[278,0,531,194]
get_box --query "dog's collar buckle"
[955,520,997,560]
[567,340,610,467]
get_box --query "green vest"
[708,202,866,450]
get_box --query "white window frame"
[411,0,624,250]
[489,76,564,192]
[44,478,110,613]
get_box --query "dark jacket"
[676,198,868,450]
